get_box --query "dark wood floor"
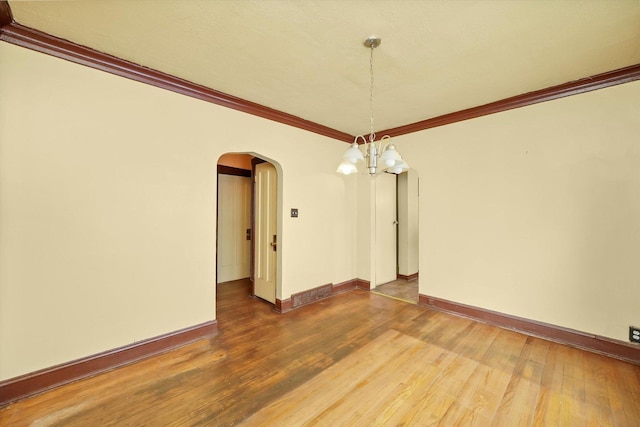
[1,279,639,426]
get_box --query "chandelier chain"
[369,44,375,142]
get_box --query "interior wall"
[0,42,357,380]
[356,173,375,283]
[397,80,640,342]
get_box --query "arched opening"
[216,152,282,311]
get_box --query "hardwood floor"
[1,278,639,426]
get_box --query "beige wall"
[0,42,357,380]
[3,37,637,381]
[397,80,640,342]
[356,173,375,282]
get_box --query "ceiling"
[6,0,640,137]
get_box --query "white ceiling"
[8,0,640,136]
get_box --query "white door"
[217,174,251,283]
[375,173,397,285]
[254,162,277,303]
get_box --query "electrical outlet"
[630,326,640,343]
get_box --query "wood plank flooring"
[1,278,639,426]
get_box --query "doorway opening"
[371,169,419,303]
[216,153,281,311]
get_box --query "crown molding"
[0,22,353,143]
[380,63,640,138]
[0,1,13,27]
[2,16,639,142]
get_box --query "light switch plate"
[291,208,299,218]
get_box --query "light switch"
[291,208,299,218]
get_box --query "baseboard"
[419,294,640,365]
[331,279,356,294]
[0,320,218,407]
[398,272,419,281]
[355,278,371,290]
[275,298,292,313]
[331,278,361,293]
[291,284,333,308]
[333,278,371,293]
[275,278,371,313]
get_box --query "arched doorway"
[216,153,252,284]
[216,152,281,306]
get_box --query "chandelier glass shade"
[337,36,409,176]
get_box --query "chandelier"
[337,36,409,176]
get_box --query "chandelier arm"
[353,134,368,159]
[354,134,368,145]
[380,135,392,153]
